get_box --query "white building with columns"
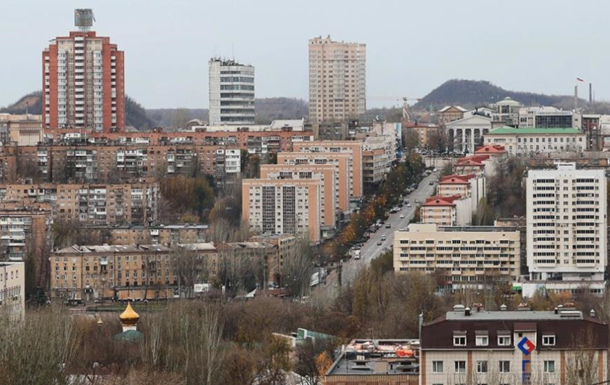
[446,115,492,154]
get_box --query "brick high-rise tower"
[42,9,125,132]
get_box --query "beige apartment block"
[277,152,351,212]
[260,164,337,228]
[308,36,366,123]
[0,262,25,319]
[293,140,363,198]
[393,224,520,290]
[242,178,321,244]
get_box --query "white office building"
[209,58,255,125]
[526,163,607,296]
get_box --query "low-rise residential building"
[0,113,43,146]
[437,174,485,212]
[104,224,208,246]
[453,155,491,178]
[485,127,586,156]
[0,262,25,319]
[526,163,607,297]
[242,178,322,243]
[420,306,608,385]
[394,224,520,291]
[325,339,419,385]
[420,195,471,226]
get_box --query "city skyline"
[1,0,609,110]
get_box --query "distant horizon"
[1,0,608,109]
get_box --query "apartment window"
[475,335,489,346]
[544,360,555,373]
[453,334,467,346]
[542,335,556,346]
[455,361,466,373]
[476,360,488,373]
[499,360,511,373]
[498,335,511,346]
[432,361,443,373]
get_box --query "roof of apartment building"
[54,244,172,254]
[439,105,467,113]
[422,195,462,207]
[422,305,608,351]
[475,144,507,155]
[439,174,476,184]
[455,155,490,166]
[326,339,420,377]
[487,127,583,135]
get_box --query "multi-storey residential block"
[437,174,485,209]
[260,164,337,231]
[242,178,321,243]
[0,181,159,226]
[102,224,208,246]
[393,224,520,290]
[277,152,351,212]
[308,36,366,123]
[420,195,471,226]
[526,163,607,296]
[50,244,177,300]
[0,262,25,319]
[209,58,255,125]
[42,10,125,132]
[293,140,363,198]
[485,127,586,156]
[363,147,388,185]
[421,306,608,385]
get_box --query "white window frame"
[499,360,511,373]
[476,360,488,373]
[498,335,511,346]
[542,335,556,346]
[455,360,466,373]
[544,360,555,373]
[453,335,467,346]
[432,360,443,373]
[475,335,489,346]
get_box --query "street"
[318,170,439,296]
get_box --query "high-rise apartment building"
[308,36,366,123]
[209,58,255,125]
[42,9,125,132]
[242,178,321,243]
[526,163,607,295]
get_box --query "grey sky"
[0,0,608,109]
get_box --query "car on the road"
[385,223,391,228]
[399,214,405,218]
[415,199,420,204]
[407,203,412,207]
[381,235,386,240]
[377,240,383,246]
[429,182,434,185]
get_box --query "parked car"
[377,240,383,246]
[385,224,391,228]
[400,214,405,219]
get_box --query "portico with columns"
[446,115,492,153]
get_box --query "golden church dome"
[119,302,139,326]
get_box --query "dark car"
[385,224,391,228]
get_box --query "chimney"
[590,309,596,318]
[465,307,471,316]
[500,304,507,311]
[554,307,558,314]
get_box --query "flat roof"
[446,310,582,321]
[487,127,582,135]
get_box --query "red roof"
[456,155,489,166]
[440,174,476,184]
[475,144,507,155]
[423,195,461,207]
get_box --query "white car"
[407,203,412,207]
[399,214,405,219]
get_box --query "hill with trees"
[413,79,580,111]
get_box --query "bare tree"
[172,245,209,299]
[281,236,314,298]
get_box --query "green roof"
[487,127,582,135]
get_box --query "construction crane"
[367,96,422,121]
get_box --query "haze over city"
[1,0,609,109]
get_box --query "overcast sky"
[0,0,608,109]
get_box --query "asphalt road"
[317,171,439,296]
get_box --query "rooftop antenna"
[74,9,95,32]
